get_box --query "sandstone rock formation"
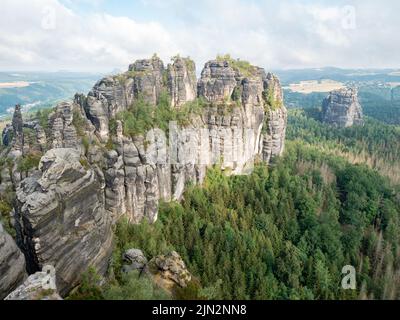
[0,223,27,300]
[322,87,363,127]
[12,104,24,150]
[48,102,81,150]
[148,251,192,291]
[121,249,193,296]
[1,125,13,147]
[167,57,197,108]
[5,265,62,300]
[130,56,165,106]
[13,148,113,295]
[122,248,148,273]
[0,55,287,298]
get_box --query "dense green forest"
[288,109,400,184]
[105,140,400,300]
[72,109,400,300]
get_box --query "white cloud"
[0,0,399,72]
[0,0,178,71]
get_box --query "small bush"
[216,54,257,77]
[67,267,104,300]
[17,152,42,174]
[103,271,171,300]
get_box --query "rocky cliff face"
[0,223,27,299]
[0,55,287,298]
[14,148,113,295]
[5,265,62,300]
[90,57,287,222]
[322,87,364,127]
[167,57,197,108]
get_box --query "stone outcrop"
[129,56,165,106]
[322,87,363,127]
[167,57,197,108]
[0,223,27,300]
[5,265,62,300]
[13,148,113,295]
[12,104,24,150]
[122,249,192,293]
[197,60,238,102]
[48,102,81,150]
[85,76,135,142]
[148,251,192,291]
[82,56,287,223]
[85,56,165,142]
[1,125,13,147]
[261,73,287,163]
[0,55,287,298]
[122,248,148,273]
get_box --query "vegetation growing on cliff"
[216,54,257,78]
[17,151,42,174]
[0,182,16,238]
[68,268,170,300]
[114,92,206,137]
[264,86,283,111]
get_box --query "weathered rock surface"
[1,124,13,147]
[82,56,287,222]
[48,102,81,150]
[197,60,238,102]
[148,251,192,291]
[12,104,24,150]
[5,265,62,300]
[13,148,113,296]
[322,87,363,127]
[85,76,135,141]
[0,55,287,297]
[122,248,148,273]
[129,56,165,106]
[167,57,197,107]
[0,223,27,300]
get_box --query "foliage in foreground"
[68,268,170,300]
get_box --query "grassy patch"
[216,54,257,78]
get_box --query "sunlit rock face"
[322,87,364,128]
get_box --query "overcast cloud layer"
[0,0,399,72]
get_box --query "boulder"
[5,265,62,300]
[148,251,192,291]
[122,248,148,273]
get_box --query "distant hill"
[273,67,400,85]
[0,71,103,118]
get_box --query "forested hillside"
[72,109,400,300]
[288,110,400,184]
[108,140,400,300]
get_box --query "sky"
[0,0,399,72]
